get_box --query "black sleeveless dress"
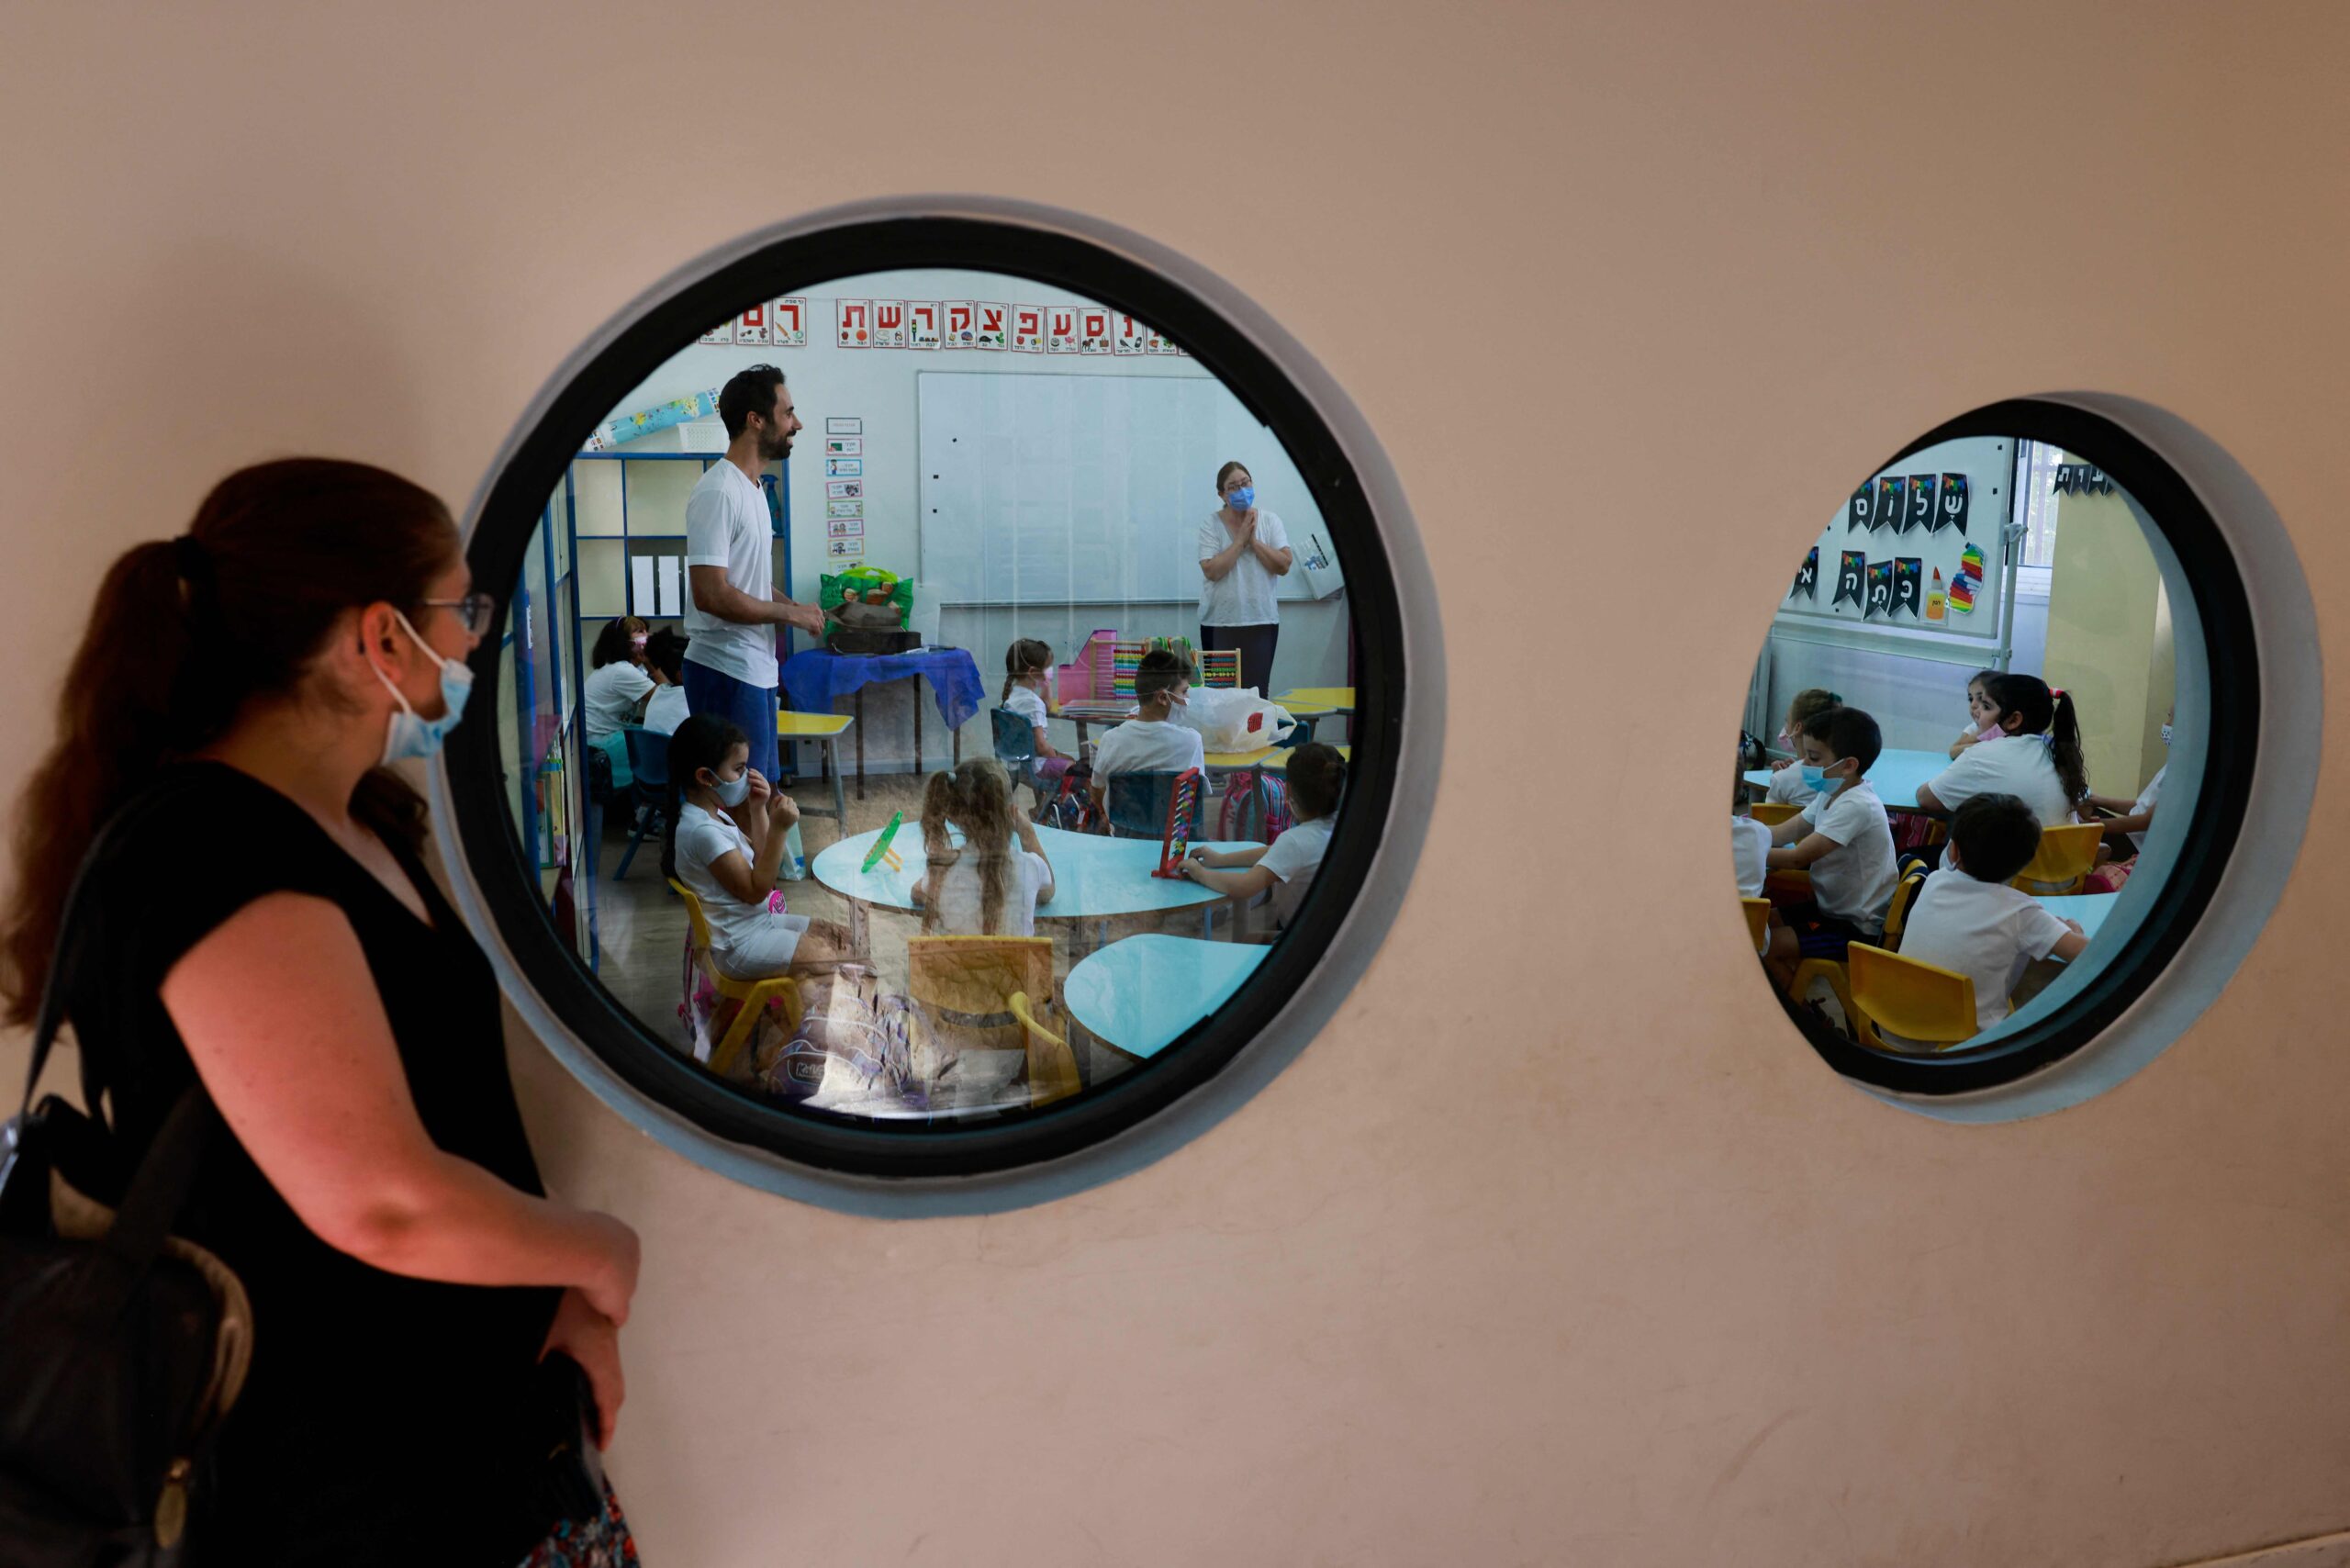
[63,763,563,1564]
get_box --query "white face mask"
[704,767,751,807]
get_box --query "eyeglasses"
[420,593,498,635]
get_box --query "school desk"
[810,823,1259,957]
[1277,687,1354,741]
[781,647,985,800]
[1064,934,1270,1061]
[775,711,853,830]
[1054,698,1136,749]
[1741,748,1954,812]
[2033,892,2118,946]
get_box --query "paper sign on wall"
[733,302,770,345]
[837,299,871,347]
[656,556,683,617]
[827,517,864,539]
[825,479,863,499]
[976,303,1009,350]
[944,301,975,349]
[1145,328,1175,355]
[631,556,656,613]
[1011,304,1045,353]
[1864,559,1894,618]
[826,499,863,519]
[771,297,808,347]
[1936,473,1969,534]
[825,458,863,477]
[1848,486,1874,532]
[871,301,908,349]
[1114,313,1147,354]
[1871,476,1902,532]
[1046,306,1079,353]
[1790,546,1818,601]
[1079,308,1113,353]
[1905,475,1936,532]
[1833,551,1865,610]
[908,301,942,350]
[824,416,861,435]
[1892,557,1922,619]
[824,436,863,456]
[698,319,734,346]
[827,538,864,558]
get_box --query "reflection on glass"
[1737,437,2188,1056]
[498,269,1361,1121]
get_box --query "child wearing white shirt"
[641,627,690,736]
[1762,687,1841,806]
[1895,793,2091,1036]
[999,637,1075,804]
[1943,668,2006,760]
[580,616,655,742]
[1915,673,2087,839]
[1181,742,1343,929]
[662,713,857,984]
[2081,704,2173,859]
[1091,648,1206,818]
[909,758,1058,936]
[1762,705,1899,989]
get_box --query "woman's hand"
[580,1211,641,1327]
[540,1287,626,1450]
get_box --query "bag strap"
[18,772,211,1117]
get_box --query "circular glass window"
[438,203,1433,1187]
[1735,399,2277,1094]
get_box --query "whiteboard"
[918,372,1336,606]
[1774,436,2014,652]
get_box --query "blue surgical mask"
[1223,485,1255,510]
[706,768,751,808]
[2160,723,2174,747]
[1800,762,1845,792]
[370,609,475,765]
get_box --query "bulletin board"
[1773,436,2018,659]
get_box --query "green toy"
[860,810,906,873]
[821,566,916,624]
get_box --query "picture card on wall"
[944,301,975,349]
[975,303,1009,349]
[1114,313,1147,354]
[872,301,908,349]
[1833,550,1865,610]
[824,417,861,435]
[1144,328,1174,354]
[827,538,864,558]
[825,458,863,477]
[1848,486,1874,532]
[631,555,656,613]
[1905,474,1936,533]
[908,301,941,350]
[1079,308,1113,353]
[1790,546,1818,601]
[772,297,808,347]
[1936,472,1969,534]
[698,319,734,346]
[824,436,863,456]
[656,556,683,617]
[1863,559,1894,619]
[1892,556,1922,619]
[1011,304,1045,353]
[837,299,871,347]
[1046,306,1079,353]
[1880,476,1910,533]
[826,516,864,539]
[826,499,863,519]
[733,303,770,345]
[825,479,864,499]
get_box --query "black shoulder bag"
[0,786,252,1562]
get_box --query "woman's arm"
[1248,531,1293,576]
[161,895,639,1320]
[1200,528,1248,583]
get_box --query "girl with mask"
[580,614,655,742]
[1196,459,1293,695]
[0,459,643,1562]
[1762,687,1842,805]
[661,712,856,984]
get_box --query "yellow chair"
[1781,866,1927,1026]
[2009,822,2103,895]
[1847,942,1978,1053]
[904,935,1080,1107]
[1882,863,1930,948]
[1748,801,1805,828]
[1740,897,1773,956]
[669,879,806,1081]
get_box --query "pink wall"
[6,6,2349,1563]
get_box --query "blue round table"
[1064,935,1270,1061]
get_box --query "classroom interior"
[1738,437,2188,1055]
[495,268,1360,1119]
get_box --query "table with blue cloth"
[781,647,986,800]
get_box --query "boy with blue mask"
[1761,704,1899,989]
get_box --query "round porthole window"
[434,199,1438,1200]
[1733,398,2316,1104]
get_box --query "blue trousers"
[681,659,779,784]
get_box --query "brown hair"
[1284,741,1345,821]
[1002,636,1053,703]
[1785,688,1841,731]
[1134,647,1188,706]
[1214,460,1252,495]
[920,758,1019,935]
[0,458,459,1025]
[591,615,648,669]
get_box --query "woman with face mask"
[1196,459,1294,695]
[0,460,643,1562]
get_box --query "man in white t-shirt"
[1895,793,2091,1037]
[682,365,828,785]
[1091,649,1206,832]
[1762,705,1899,989]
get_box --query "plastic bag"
[1179,688,1296,754]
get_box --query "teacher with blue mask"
[1196,459,1292,694]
